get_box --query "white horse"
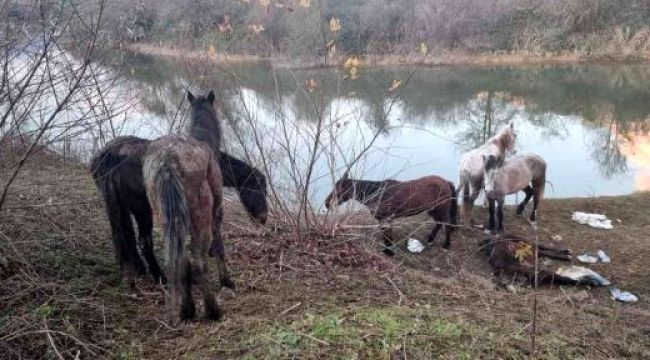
[457,123,517,224]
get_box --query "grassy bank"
[127,42,650,69]
[1,150,649,359]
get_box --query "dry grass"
[1,149,650,359]
[127,42,650,70]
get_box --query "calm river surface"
[111,52,650,205]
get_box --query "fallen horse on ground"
[480,234,610,287]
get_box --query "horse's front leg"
[497,199,505,234]
[486,198,496,234]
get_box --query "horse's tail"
[155,158,190,292]
[458,170,471,222]
[448,181,458,227]
[89,149,145,276]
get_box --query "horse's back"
[378,175,453,218]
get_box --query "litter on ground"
[577,254,599,264]
[610,287,639,303]
[572,212,614,229]
[597,250,611,263]
[407,238,424,253]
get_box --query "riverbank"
[127,42,650,69]
[1,149,649,358]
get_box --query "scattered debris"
[551,234,563,242]
[555,266,611,286]
[407,238,424,253]
[577,254,599,264]
[609,287,639,303]
[597,250,611,263]
[572,212,613,230]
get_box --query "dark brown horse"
[143,135,223,320]
[325,172,457,255]
[89,96,267,285]
[480,234,578,287]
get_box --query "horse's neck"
[189,113,222,154]
[353,180,388,205]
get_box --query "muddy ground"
[1,151,649,359]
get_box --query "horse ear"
[207,90,216,105]
[187,90,195,103]
[510,122,514,131]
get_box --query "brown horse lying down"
[325,171,457,255]
[479,234,580,286]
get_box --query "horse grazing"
[325,172,457,255]
[483,153,546,233]
[143,135,224,321]
[457,123,517,225]
[89,94,267,284]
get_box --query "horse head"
[187,90,221,151]
[238,168,269,224]
[482,154,504,198]
[496,122,517,156]
[325,170,354,209]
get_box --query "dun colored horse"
[458,123,517,224]
[483,153,547,233]
[143,135,224,320]
[325,172,457,255]
[90,96,267,285]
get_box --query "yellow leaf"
[420,42,428,56]
[249,24,265,34]
[207,45,217,60]
[515,244,533,263]
[329,18,341,32]
[305,78,319,93]
[343,56,360,69]
[389,79,402,92]
[328,44,337,58]
[298,0,310,7]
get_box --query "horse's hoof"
[221,277,236,290]
[205,305,223,321]
[383,248,395,257]
[179,303,196,321]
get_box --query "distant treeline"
[8,0,650,58]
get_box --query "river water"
[95,52,650,205]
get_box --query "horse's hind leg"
[192,250,222,321]
[468,180,482,225]
[132,201,166,284]
[530,186,541,223]
[179,257,196,320]
[517,186,534,215]
[111,205,147,279]
[209,207,234,290]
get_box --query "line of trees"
[48,0,650,57]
